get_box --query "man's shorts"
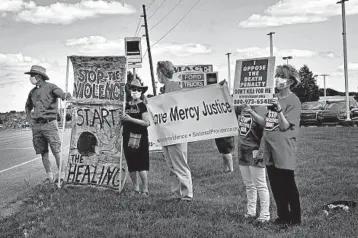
[32,120,61,154]
[215,136,234,154]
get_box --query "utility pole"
[267,32,275,57]
[337,0,350,121]
[320,74,329,104]
[225,53,232,93]
[142,4,156,95]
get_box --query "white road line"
[0,145,70,174]
[0,147,34,151]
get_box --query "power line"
[150,0,202,48]
[149,0,182,31]
[134,0,157,37]
[147,0,157,10]
[148,0,167,20]
[134,17,142,37]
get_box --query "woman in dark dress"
[121,79,150,196]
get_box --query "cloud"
[235,47,336,59]
[66,36,125,55]
[0,0,35,13]
[239,0,358,28]
[66,36,212,57]
[0,0,136,24]
[152,43,212,57]
[338,63,358,71]
[0,53,66,111]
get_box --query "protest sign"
[146,84,238,146]
[233,57,275,106]
[67,56,126,190]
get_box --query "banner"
[148,125,162,151]
[147,84,239,146]
[67,56,126,190]
[233,57,275,106]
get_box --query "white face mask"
[157,71,163,84]
[275,77,289,90]
[131,91,141,99]
[30,76,38,85]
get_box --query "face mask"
[157,71,163,84]
[30,76,38,85]
[131,91,141,99]
[275,77,289,89]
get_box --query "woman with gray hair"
[244,64,302,227]
[156,61,193,201]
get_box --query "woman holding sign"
[244,64,302,227]
[236,105,270,224]
[121,79,150,196]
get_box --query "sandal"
[43,178,53,184]
[141,192,149,197]
[223,170,233,173]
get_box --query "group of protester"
[25,60,302,229]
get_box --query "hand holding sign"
[269,98,282,112]
[120,113,132,122]
[242,104,253,114]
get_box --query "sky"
[0,0,357,112]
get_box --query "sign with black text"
[67,56,127,190]
[233,57,275,106]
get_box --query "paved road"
[0,128,71,217]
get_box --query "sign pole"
[133,68,136,81]
[225,53,232,94]
[57,56,70,189]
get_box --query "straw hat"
[129,78,148,93]
[24,65,49,80]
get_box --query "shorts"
[215,136,234,154]
[32,120,61,154]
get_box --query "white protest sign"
[146,84,239,146]
[233,57,275,106]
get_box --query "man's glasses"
[130,87,142,92]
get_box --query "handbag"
[128,132,142,149]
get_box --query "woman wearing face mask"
[244,64,302,227]
[121,79,151,196]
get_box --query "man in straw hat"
[25,65,71,185]
[156,61,193,201]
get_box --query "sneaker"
[43,178,53,184]
[272,217,288,225]
[54,178,64,188]
[181,197,193,202]
[244,214,256,219]
[131,190,141,196]
[141,192,149,197]
[253,218,270,226]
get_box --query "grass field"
[1,127,358,238]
